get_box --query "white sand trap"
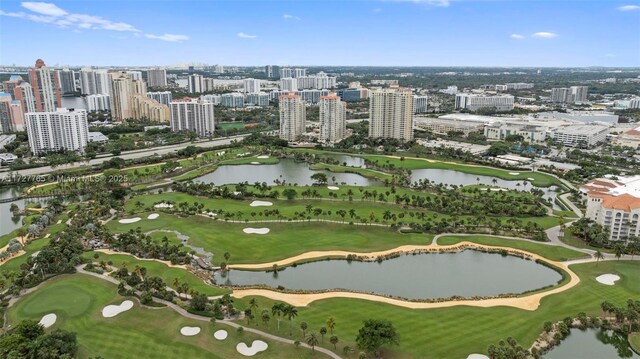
[118,217,141,224]
[180,326,201,336]
[257,155,270,159]
[233,191,242,196]
[147,213,159,220]
[467,355,490,359]
[39,313,57,328]
[327,186,340,190]
[102,300,134,318]
[250,201,272,207]
[203,211,217,217]
[527,177,535,181]
[154,203,173,209]
[214,329,228,340]
[243,228,270,234]
[508,172,520,175]
[489,188,507,192]
[596,274,620,285]
[236,340,268,356]
[250,162,260,165]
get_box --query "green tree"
[282,188,298,200]
[306,332,319,351]
[320,327,327,343]
[300,321,308,337]
[330,335,339,350]
[355,319,399,357]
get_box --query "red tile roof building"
[582,176,640,241]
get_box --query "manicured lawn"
[436,235,587,262]
[7,274,319,359]
[107,213,433,266]
[234,260,640,358]
[220,156,280,166]
[561,229,615,254]
[630,332,640,354]
[81,252,230,296]
[309,162,394,182]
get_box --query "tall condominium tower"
[29,59,61,112]
[278,94,306,141]
[369,88,414,141]
[319,94,346,144]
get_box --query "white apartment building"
[551,86,588,104]
[414,117,485,135]
[413,95,428,113]
[369,88,414,141]
[126,71,143,81]
[319,94,346,144]
[483,122,548,144]
[25,108,89,154]
[200,94,221,105]
[455,93,514,111]
[146,68,167,87]
[246,92,270,106]
[279,68,294,78]
[169,99,215,137]
[188,74,203,93]
[294,68,307,78]
[279,94,306,141]
[280,78,298,92]
[582,176,640,241]
[80,69,111,95]
[146,91,172,106]
[85,94,111,112]
[243,78,261,93]
[551,124,609,148]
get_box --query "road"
[0,134,250,180]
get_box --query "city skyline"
[1,0,639,67]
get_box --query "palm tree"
[614,245,624,260]
[261,310,271,327]
[224,252,231,264]
[300,321,308,337]
[326,317,336,334]
[594,250,604,264]
[330,335,339,350]
[284,304,298,336]
[319,327,327,343]
[306,332,319,351]
[272,303,284,331]
[249,298,259,313]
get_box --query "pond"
[410,168,562,209]
[214,250,563,300]
[194,158,381,186]
[0,186,48,237]
[543,329,640,359]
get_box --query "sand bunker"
[118,217,141,224]
[154,203,173,208]
[236,340,268,356]
[250,162,260,165]
[147,213,159,220]
[243,228,270,234]
[180,326,201,336]
[596,274,620,285]
[203,211,217,217]
[467,355,490,359]
[327,186,340,190]
[233,191,242,196]
[508,172,520,175]
[250,201,272,207]
[257,155,270,159]
[527,177,535,181]
[39,313,57,328]
[102,300,134,318]
[214,329,228,340]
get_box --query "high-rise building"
[0,94,13,133]
[58,69,76,95]
[280,68,294,78]
[9,101,25,132]
[278,94,306,141]
[280,78,298,92]
[246,92,270,106]
[569,86,589,103]
[413,95,428,113]
[454,93,514,111]
[126,71,143,81]
[3,76,36,113]
[110,72,146,121]
[188,74,203,93]
[369,88,414,141]
[169,99,215,137]
[319,94,346,144]
[265,65,281,79]
[146,91,172,106]
[146,68,167,87]
[243,78,261,93]
[294,68,307,78]
[80,69,111,95]
[131,95,170,122]
[25,108,89,154]
[551,88,569,103]
[29,59,62,112]
[85,94,111,112]
[220,93,245,108]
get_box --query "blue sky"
[1,1,639,67]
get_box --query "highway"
[0,134,250,180]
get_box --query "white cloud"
[604,53,616,58]
[1,2,189,42]
[237,32,257,39]
[617,5,640,11]
[144,33,189,42]
[532,31,558,39]
[283,14,301,20]
[510,33,525,40]
[21,2,67,16]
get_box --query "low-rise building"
[484,122,548,144]
[614,126,640,149]
[455,93,514,111]
[551,124,609,148]
[582,176,640,241]
[414,116,485,135]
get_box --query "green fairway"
[309,162,394,181]
[7,274,322,359]
[436,235,587,262]
[81,252,230,296]
[234,260,640,359]
[630,332,640,354]
[108,213,433,266]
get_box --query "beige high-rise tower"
[319,94,346,144]
[110,72,147,121]
[279,94,306,141]
[368,88,414,141]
